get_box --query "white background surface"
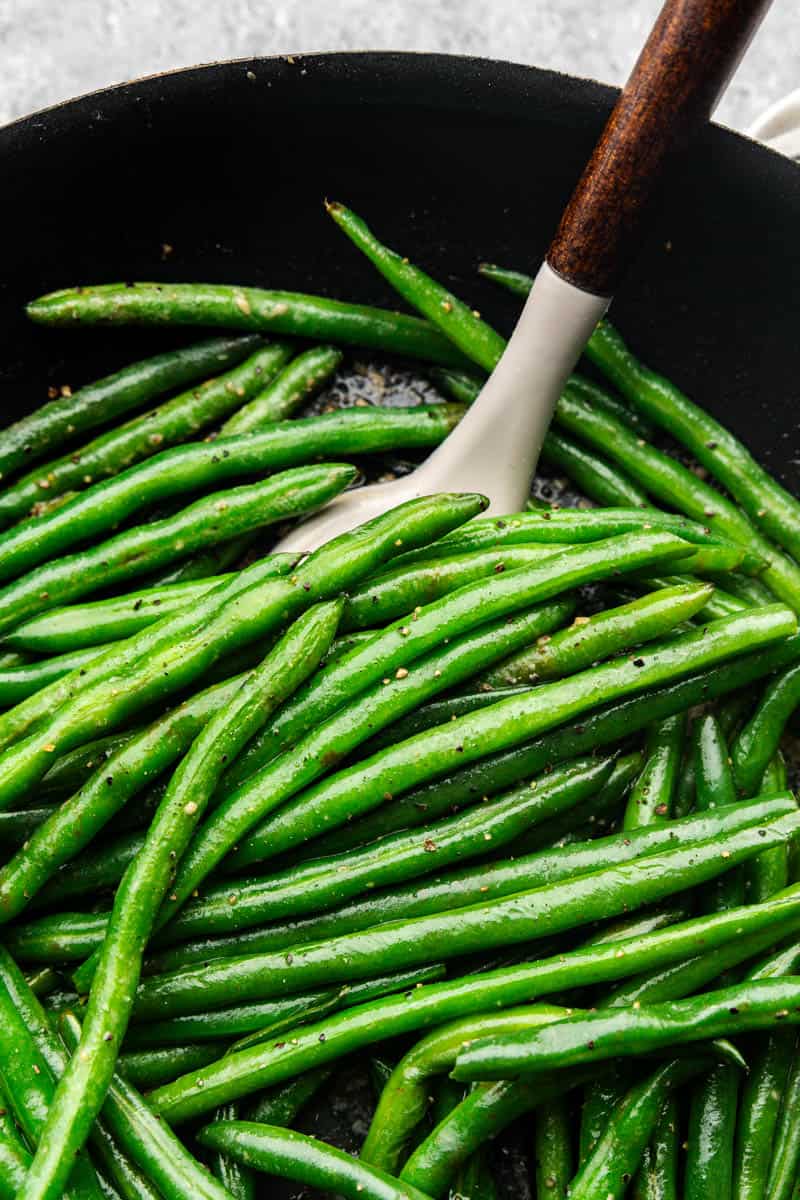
[2,0,797,131]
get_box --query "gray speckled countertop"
[2,0,797,131]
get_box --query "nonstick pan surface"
[2,50,800,1197]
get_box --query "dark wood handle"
[547,0,772,296]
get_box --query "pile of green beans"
[4,207,800,1200]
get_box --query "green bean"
[585,320,800,564]
[0,403,463,598]
[313,629,800,860]
[764,1040,800,1200]
[733,664,800,796]
[0,644,107,705]
[534,1094,572,1198]
[0,335,259,486]
[0,806,56,850]
[87,1119,163,1200]
[685,1064,739,1200]
[0,1103,31,1200]
[0,947,104,1198]
[0,492,483,811]
[0,668,264,923]
[733,1032,794,1200]
[362,1005,569,1173]
[152,756,611,939]
[477,263,534,296]
[198,1121,433,1200]
[224,605,796,875]
[580,903,691,950]
[6,912,111,962]
[24,606,341,1200]
[148,793,794,955]
[694,713,738,813]
[221,345,342,434]
[452,975,800,1081]
[37,731,138,800]
[632,1096,679,1200]
[59,1011,235,1200]
[146,889,800,1123]
[481,586,712,689]
[0,343,291,528]
[0,463,355,635]
[207,1102,256,1200]
[7,577,229,654]
[133,815,800,1023]
[632,575,747,621]
[399,1071,595,1198]
[541,429,652,506]
[395,508,746,566]
[118,1042,230,1090]
[554,380,800,607]
[572,1060,705,1200]
[246,1068,332,1127]
[327,202,505,370]
[358,686,532,758]
[578,1065,634,1163]
[341,545,575,630]
[27,280,470,365]
[33,832,148,911]
[624,714,685,829]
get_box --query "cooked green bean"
[0,462,354,635]
[554,381,800,607]
[481,585,712,689]
[624,713,684,829]
[58,1011,235,1200]
[0,644,108,706]
[452,975,800,1081]
[220,345,342,434]
[477,263,533,296]
[133,816,800,1023]
[224,606,796,875]
[362,1005,569,1173]
[764,1039,800,1200]
[118,1042,231,1090]
[0,492,483,812]
[540,427,651,506]
[686,1064,739,1200]
[694,713,738,813]
[0,335,259,486]
[198,1121,433,1200]
[732,664,800,796]
[27,281,470,365]
[0,343,291,528]
[24,605,341,1200]
[586,320,800,564]
[733,1031,794,1200]
[632,1096,679,1200]
[0,404,463,596]
[572,1059,706,1200]
[246,1068,332,1127]
[144,793,794,957]
[578,1065,634,1164]
[0,1103,31,1200]
[208,1102,256,1200]
[146,890,800,1123]
[534,1094,572,1199]
[7,577,228,654]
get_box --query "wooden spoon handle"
[547,0,772,297]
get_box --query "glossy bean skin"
[0,343,290,528]
[208,1103,256,1200]
[0,493,484,812]
[553,381,800,608]
[632,1096,679,1200]
[0,404,462,596]
[220,345,342,434]
[540,429,650,506]
[198,1121,433,1200]
[586,320,800,565]
[145,793,795,957]
[693,712,744,912]
[245,1068,333,1127]
[733,1032,793,1200]
[0,644,107,706]
[571,1060,706,1200]
[146,891,800,1124]
[482,585,711,689]
[0,335,259,487]
[27,281,469,366]
[118,1043,231,1090]
[732,664,800,796]
[7,577,228,654]
[624,713,685,829]
[362,1006,569,1172]
[0,1103,31,1200]
[0,463,354,636]
[764,1041,800,1200]
[685,1064,739,1200]
[59,1012,234,1200]
[225,606,796,875]
[132,817,800,1024]
[22,606,341,1200]
[452,974,800,1082]
[0,669,254,922]
[534,1095,572,1199]
[398,509,756,570]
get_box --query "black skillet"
[2,25,800,1200]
